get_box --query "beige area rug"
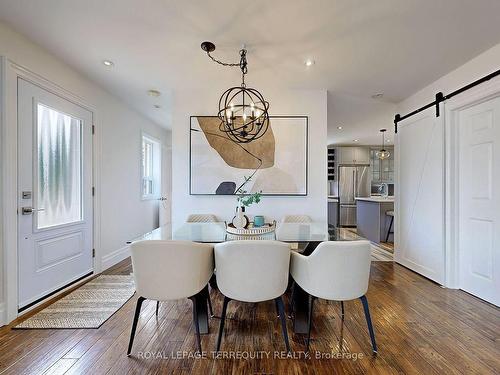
[15,275,135,329]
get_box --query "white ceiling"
[328,92,396,146]
[1,0,500,142]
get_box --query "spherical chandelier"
[201,41,269,144]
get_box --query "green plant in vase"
[232,176,262,229]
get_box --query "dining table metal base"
[291,283,311,334]
[290,241,321,333]
[192,285,210,334]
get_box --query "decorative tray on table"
[226,220,276,236]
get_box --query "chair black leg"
[385,215,394,242]
[288,281,296,319]
[127,296,145,356]
[207,289,214,318]
[340,301,345,320]
[306,295,315,351]
[156,301,159,317]
[190,298,202,353]
[216,296,231,352]
[360,295,377,354]
[275,297,291,353]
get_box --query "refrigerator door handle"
[352,169,356,202]
[353,169,357,199]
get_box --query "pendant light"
[375,129,391,160]
[201,41,269,144]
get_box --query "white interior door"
[395,106,445,284]
[18,78,93,310]
[458,96,500,306]
[159,145,172,228]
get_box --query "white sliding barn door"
[457,97,500,306]
[395,107,445,284]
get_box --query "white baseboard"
[101,245,131,271]
[0,302,6,327]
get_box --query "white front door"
[458,96,500,306]
[17,78,93,310]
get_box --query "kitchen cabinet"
[338,147,370,165]
[354,147,370,164]
[328,200,338,227]
[370,147,394,182]
[339,147,354,164]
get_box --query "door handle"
[21,207,45,215]
[353,170,356,197]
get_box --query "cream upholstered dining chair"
[214,240,291,353]
[127,240,214,355]
[185,213,219,313]
[186,214,219,223]
[281,215,312,223]
[290,240,377,354]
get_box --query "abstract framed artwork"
[190,116,308,195]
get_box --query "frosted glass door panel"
[36,104,82,229]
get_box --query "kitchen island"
[355,196,394,243]
[328,195,338,227]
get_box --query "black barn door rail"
[394,68,500,133]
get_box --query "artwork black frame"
[189,115,309,196]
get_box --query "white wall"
[0,56,5,322]
[0,21,170,323]
[171,88,327,231]
[398,43,500,113]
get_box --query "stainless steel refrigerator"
[339,166,371,227]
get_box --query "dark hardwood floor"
[1,258,499,374]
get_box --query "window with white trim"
[141,134,161,199]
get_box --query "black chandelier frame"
[201,41,270,144]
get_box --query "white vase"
[232,206,247,229]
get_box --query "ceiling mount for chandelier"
[201,41,269,144]
[376,128,391,160]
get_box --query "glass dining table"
[128,222,365,335]
[132,222,361,247]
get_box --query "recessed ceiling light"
[148,89,161,97]
[305,59,315,67]
[371,93,383,99]
[386,139,391,142]
[153,104,161,109]
[337,126,343,130]
[353,139,359,142]
[102,60,114,67]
